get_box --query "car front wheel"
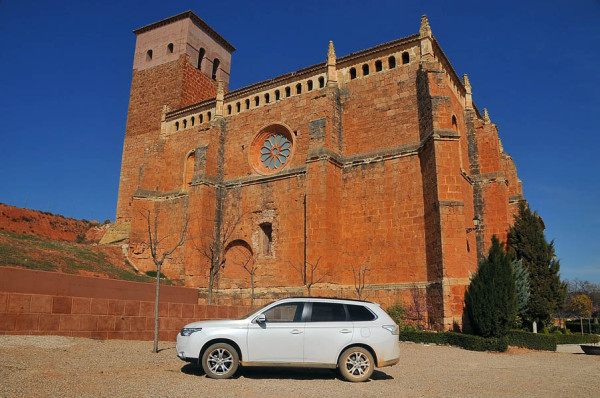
[338,346,374,382]
[201,343,239,379]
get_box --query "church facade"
[111,11,524,330]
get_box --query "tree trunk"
[153,265,161,353]
[208,271,214,305]
[581,317,584,335]
[307,285,311,297]
[250,273,255,310]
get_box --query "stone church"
[109,11,525,329]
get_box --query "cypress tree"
[465,236,517,338]
[513,258,530,316]
[508,202,566,325]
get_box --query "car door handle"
[340,329,352,334]
[290,329,303,334]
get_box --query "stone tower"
[112,11,235,237]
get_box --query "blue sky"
[0,0,598,283]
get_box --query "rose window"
[260,134,291,170]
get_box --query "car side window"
[310,302,347,322]
[262,303,304,322]
[347,304,376,321]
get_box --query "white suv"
[176,297,400,382]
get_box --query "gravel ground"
[1,336,598,397]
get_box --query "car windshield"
[238,302,273,319]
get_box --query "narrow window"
[285,87,291,97]
[198,48,205,70]
[362,64,369,76]
[227,105,232,115]
[167,43,174,53]
[191,116,195,126]
[200,114,204,123]
[389,56,396,69]
[260,223,273,256]
[307,80,313,91]
[183,119,187,129]
[350,68,357,79]
[318,76,324,88]
[236,102,241,112]
[175,121,179,131]
[265,93,270,103]
[212,58,220,80]
[207,112,212,121]
[146,50,153,61]
[245,99,250,110]
[275,90,280,101]
[375,60,382,72]
[185,152,195,186]
[254,96,259,107]
[296,83,302,94]
[402,52,409,64]
[452,115,458,132]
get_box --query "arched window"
[200,114,204,123]
[146,50,153,61]
[275,90,280,101]
[236,102,241,113]
[212,58,220,80]
[227,105,232,115]
[265,93,270,103]
[198,48,205,70]
[254,96,259,107]
[191,116,195,126]
[362,64,369,76]
[375,60,382,72]
[318,76,325,88]
[388,56,396,69]
[207,112,212,121]
[452,115,458,132]
[183,119,187,129]
[167,43,174,53]
[245,99,250,110]
[260,223,273,256]
[296,83,302,94]
[285,87,291,97]
[307,80,313,91]
[350,68,357,79]
[175,121,179,131]
[184,151,195,186]
[402,52,410,64]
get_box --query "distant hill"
[0,203,169,283]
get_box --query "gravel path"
[1,336,598,397]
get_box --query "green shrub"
[75,233,86,243]
[507,330,557,351]
[565,320,600,334]
[386,304,406,326]
[398,330,508,352]
[145,270,166,278]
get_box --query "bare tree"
[192,212,243,305]
[237,247,258,310]
[290,257,328,297]
[140,210,188,353]
[351,264,370,300]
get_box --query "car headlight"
[180,327,202,336]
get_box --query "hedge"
[565,321,600,335]
[507,330,557,351]
[399,330,508,352]
[554,333,598,345]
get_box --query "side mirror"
[254,314,266,323]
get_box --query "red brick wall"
[0,268,248,341]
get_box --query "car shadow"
[180,364,393,381]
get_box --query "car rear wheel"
[338,346,374,382]
[201,343,239,379]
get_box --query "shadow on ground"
[180,363,393,381]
